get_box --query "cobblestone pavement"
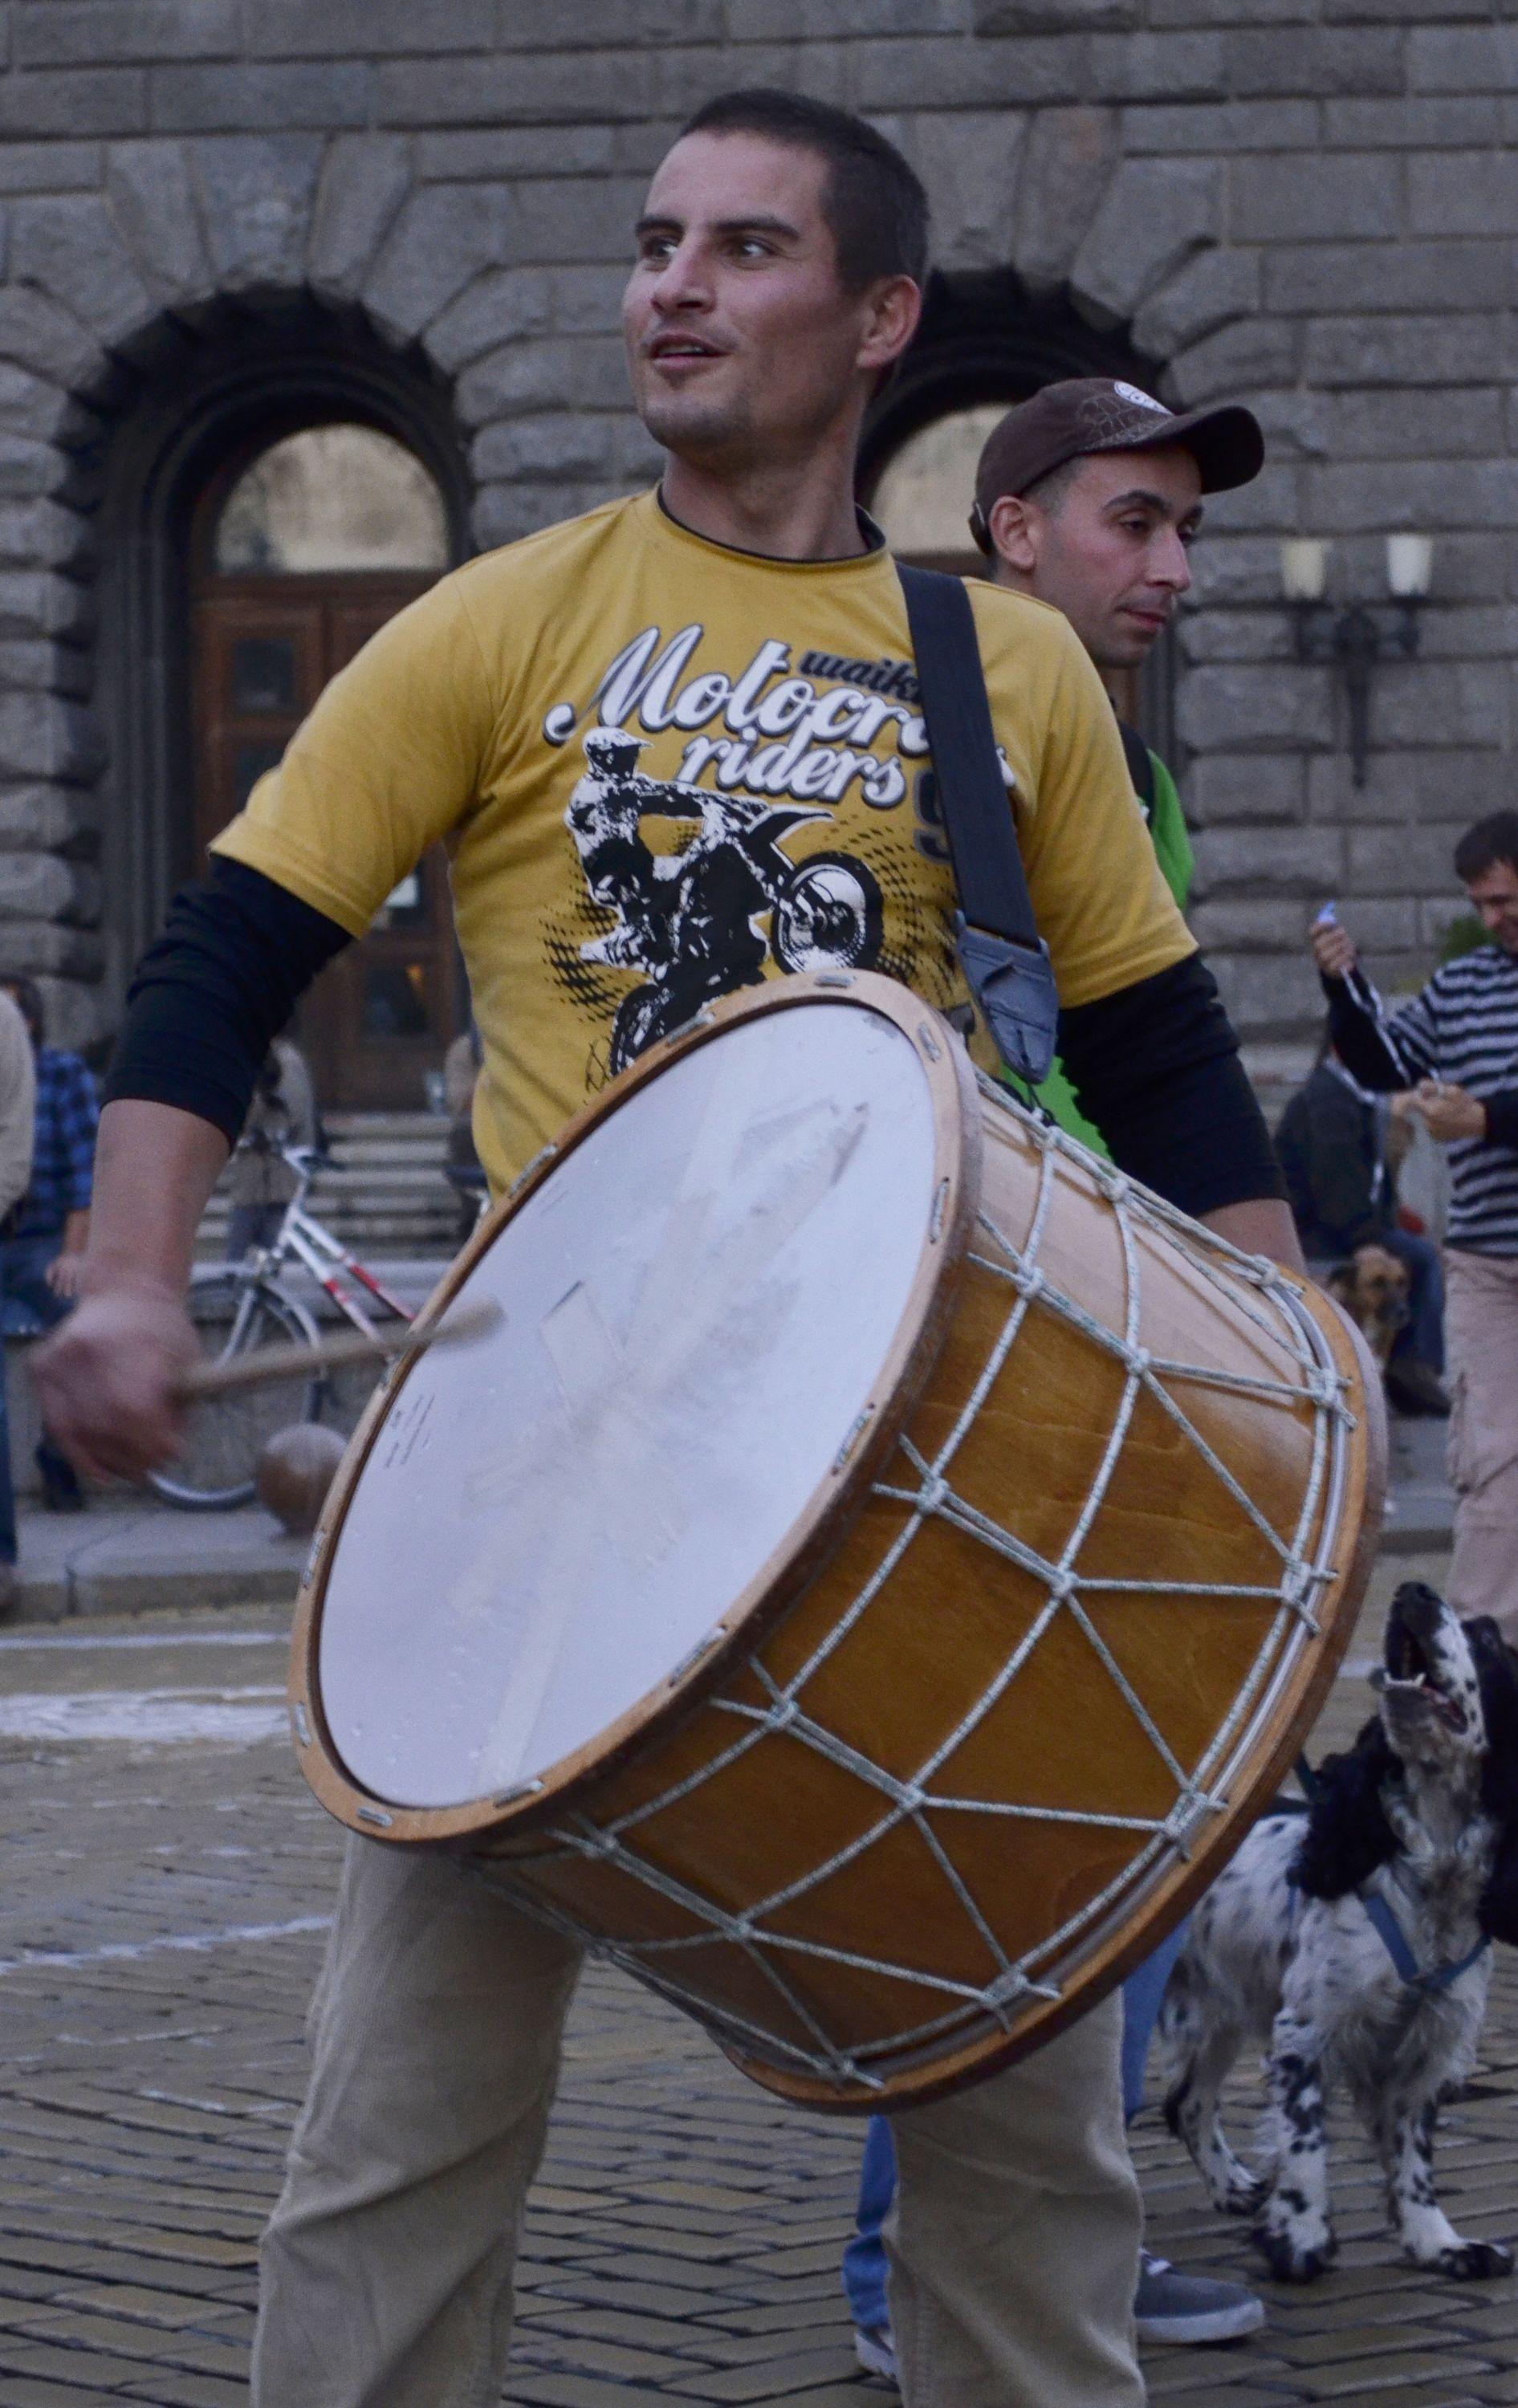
[0,1552,1512,2405]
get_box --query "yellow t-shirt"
[213,490,1192,1190]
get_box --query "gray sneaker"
[1134,2251,1265,2345]
[850,2255,1261,2382]
[853,2324,898,2386]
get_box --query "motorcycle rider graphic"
[566,727,884,1072]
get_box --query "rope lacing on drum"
[479,1076,1353,2096]
[480,1849,877,2091]
[540,1801,1060,2024]
[1280,1559,1328,1630]
[904,1461,950,1518]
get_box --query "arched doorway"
[96,297,472,1096]
[869,400,1009,576]
[191,422,458,1110]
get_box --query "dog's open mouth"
[1378,1624,1469,1734]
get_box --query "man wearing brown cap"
[971,374,1263,558]
[844,378,1269,2383]
[970,376,1260,1149]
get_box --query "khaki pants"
[1444,1247,1518,1642]
[254,1837,1144,2408]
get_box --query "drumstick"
[174,1299,502,1401]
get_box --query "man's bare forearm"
[82,1100,230,1298]
[1201,1196,1305,1276]
[35,1100,230,1481]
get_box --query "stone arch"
[0,132,543,1038]
[860,269,1181,759]
[905,104,1254,408]
[861,97,1265,760]
[92,295,470,1020]
[859,268,1165,499]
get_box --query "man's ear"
[857,275,922,381]
[1293,1718,1399,1902]
[986,492,1040,582]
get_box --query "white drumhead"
[316,1000,942,1808]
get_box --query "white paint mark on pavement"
[0,1685,287,1743]
[55,2024,231,2048]
[0,1914,333,1978]
[0,1629,284,1653]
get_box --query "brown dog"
[1326,1242,1411,1371]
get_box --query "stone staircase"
[195,1111,465,1261]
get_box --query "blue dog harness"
[1290,1754,1492,1995]
[1357,1884,1491,1997]
[1285,1865,1490,1995]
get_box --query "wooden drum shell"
[291,972,1385,2112]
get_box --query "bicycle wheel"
[149,1272,324,1511]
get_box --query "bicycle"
[151,1137,415,1510]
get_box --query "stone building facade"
[0,0,1512,1098]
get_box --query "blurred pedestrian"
[0,976,92,1510]
[225,1035,318,1259]
[1276,1032,1447,1416]
[442,1023,486,1244]
[1311,811,1518,1637]
[0,989,35,1595]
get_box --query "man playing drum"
[39,88,1300,2408]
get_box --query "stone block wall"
[0,0,1511,1077]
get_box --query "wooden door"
[193,573,461,1109]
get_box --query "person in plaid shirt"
[2,978,97,1511]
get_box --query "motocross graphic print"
[214,490,1190,1192]
[547,604,936,1081]
[564,725,885,1075]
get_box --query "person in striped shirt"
[1312,811,1518,1639]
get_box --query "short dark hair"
[971,453,1085,552]
[1454,812,1518,885]
[1019,455,1086,516]
[679,88,930,293]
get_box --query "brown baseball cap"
[970,376,1264,552]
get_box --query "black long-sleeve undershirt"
[1058,954,1284,1218]
[106,863,1280,1221]
[103,858,352,1144]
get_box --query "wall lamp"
[1280,534,1433,787]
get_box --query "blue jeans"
[840,1926,1190,2333]
[1382,1226,1444,1374]
[226,1202,286,1260]
[842,2114,898,2334]
[1,1230,80,1523]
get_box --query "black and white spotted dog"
[1158,1580,1518,2284]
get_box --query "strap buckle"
[955,913,1060,1089]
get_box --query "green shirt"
[1030,742,1192,1155]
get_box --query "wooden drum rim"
[288,970,983,1849]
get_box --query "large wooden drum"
[291,971,1384,2110]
